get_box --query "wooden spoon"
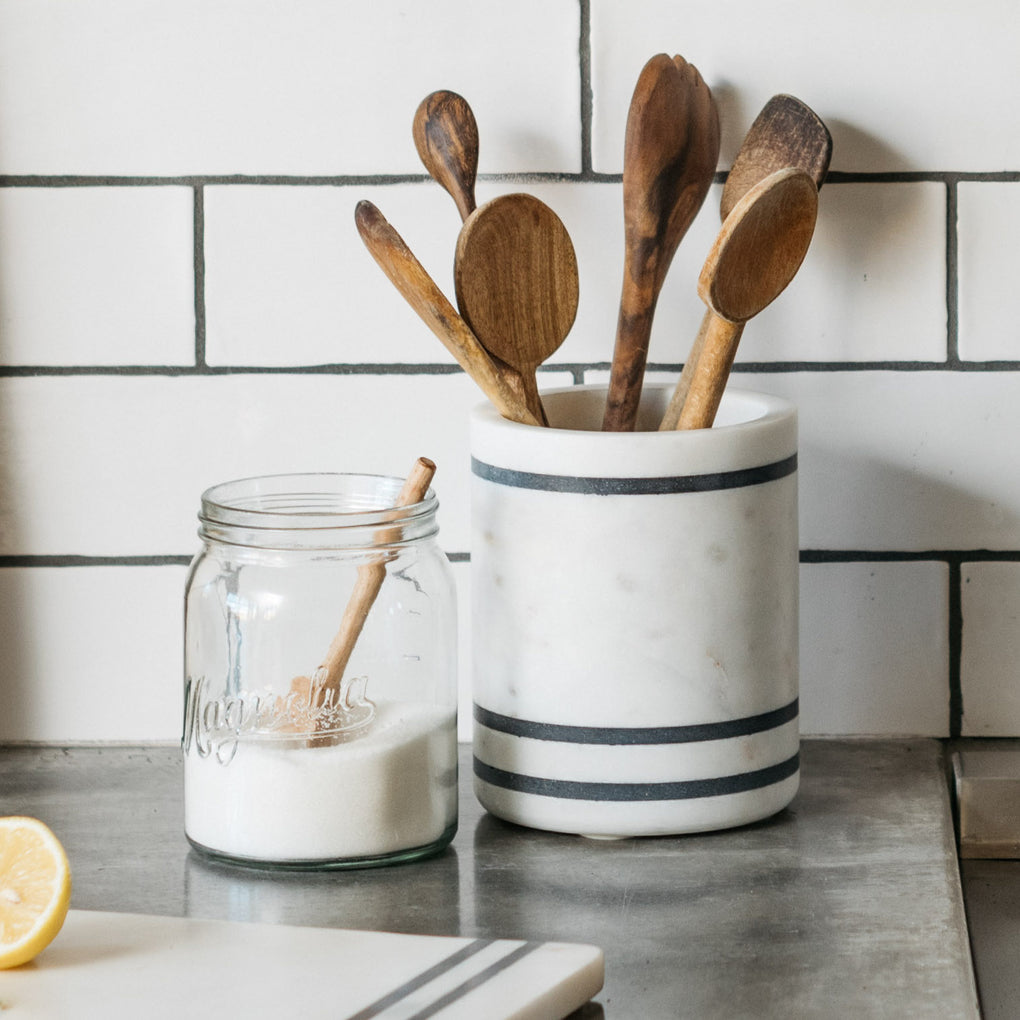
[286,457,436,746]
[660,94,831,429]
[677,167,818,430]
[720,94,832,220]
[354,200,541,427]
[414,92,566,426]
[602,53,720,432]
[412,90,478,222]
[454,192,579,426]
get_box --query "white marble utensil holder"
[470,384,800,838]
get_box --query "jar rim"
[198,472,438,539]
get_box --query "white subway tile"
[0,0,580,175]
[960,561,1020,736]
[591,2,1020,172]
[799,561,949,736]
[205,179,590,376]
[581,370,1020,552]
[958,183,1020,362]
[570,181,946,366]
[741,183,947,364]
[0,565,185,742]
[347,178,945,370]
[0,559,472,744]
[0,187,194,366]
[764,372,1020,552]
[204,183,465,366]
[0,373,515,557]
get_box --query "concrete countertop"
[0,739,978,1017]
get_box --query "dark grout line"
[1,171,1019,188]
[6,360,1020,379]
[0,363,472,377]
[945,179,960,365]
[0,553,471,568]
[0,555,194,568]
[800,550,1020,563]
[578,0,593,176]
[4,550,1018,569]
[653,361,1020,373]
[948,560,964,738]
[193,185,207,368]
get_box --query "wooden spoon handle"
[603,302,654,432]
[502,362,550,427]
[287,458,436,744]
[658,306,712,430]
[318,457,436,687]
[354,201,540,427]
[676,313,745,430]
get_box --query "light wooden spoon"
[602,53,720,431]
[354,200,541,427]
[412,90,478,222]
[677,168,818,430]
[285,457,437,746]
[454,192,579,426]
[660,94,831,429]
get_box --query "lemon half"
[0,816,71,969]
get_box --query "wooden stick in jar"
[286,457,437,743]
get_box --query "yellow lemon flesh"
[0,816,71,969]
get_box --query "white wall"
[1,0,1017,741]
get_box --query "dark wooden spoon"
[412,90,478,222]
[602,53,720,431]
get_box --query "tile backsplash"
[1,0,1017,742]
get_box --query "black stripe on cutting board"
[474,699,798,745]
[470,453,797,495]
[405,942,544,1020]
[473,752,800,802]
[345,938,494,1019]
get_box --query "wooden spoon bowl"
[412,90,479,222]
[454,192,579,424]
[354,200,540,427]
[677,168,818,430]
[720,94,832,220]
[660,94,832,430]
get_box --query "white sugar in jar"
[183,472,458,869]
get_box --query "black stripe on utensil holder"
[474,699,798,745]
[473,752,800,803]
[473,700,799,802]
[470,452,796,495]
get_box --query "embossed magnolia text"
[183,671,375,764]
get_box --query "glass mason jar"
[182,470,458,869]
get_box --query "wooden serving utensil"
[287,458,436,746]
[454,192,579,426]
[660,94,831,430]
[677,167,818,431]
[412,90,479,222]
[414,91,569,426]
[602,53,720,432]
[353,200,541,427]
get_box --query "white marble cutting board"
[0,910,604,1019]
